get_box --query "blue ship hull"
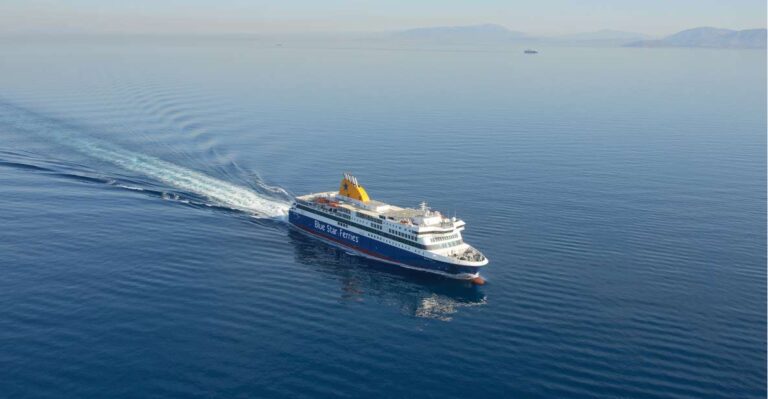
[288,210,481,278]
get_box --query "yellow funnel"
[338,173,370,202]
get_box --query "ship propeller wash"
[289,173,488,282]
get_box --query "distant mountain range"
[392,24,766,49]
[625,27,767,49]
[393,24,646,43]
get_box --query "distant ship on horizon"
[524,49,538,54]
[288,173,488,284]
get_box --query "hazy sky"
[1,0,765,36]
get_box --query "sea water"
[0,37,765,398]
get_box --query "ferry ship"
[288,173,488,283]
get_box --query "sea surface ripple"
[0,38,765,398]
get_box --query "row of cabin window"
[355,212,379,223]
[432,234,458,242]
[388,229,416,241]
[385,236,411,250]
[353,213,383,228]
[434,240,463,249]
[366,232,426,255]
[311,206,412,244]
[333,212,351,220]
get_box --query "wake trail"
[1,101,291,218]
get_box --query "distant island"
[390,24,766,49]
[625,27,767,49]
[392,25,644,44]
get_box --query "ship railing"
[450,247,486,262]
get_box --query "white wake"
[77,138,291,217]
[7,107,291,218]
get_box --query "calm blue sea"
[0,37,765,398]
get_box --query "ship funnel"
[339,173,370,202]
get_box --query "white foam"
[6,107,291,218]
[76,137,290,217]
[415,294,488,322]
